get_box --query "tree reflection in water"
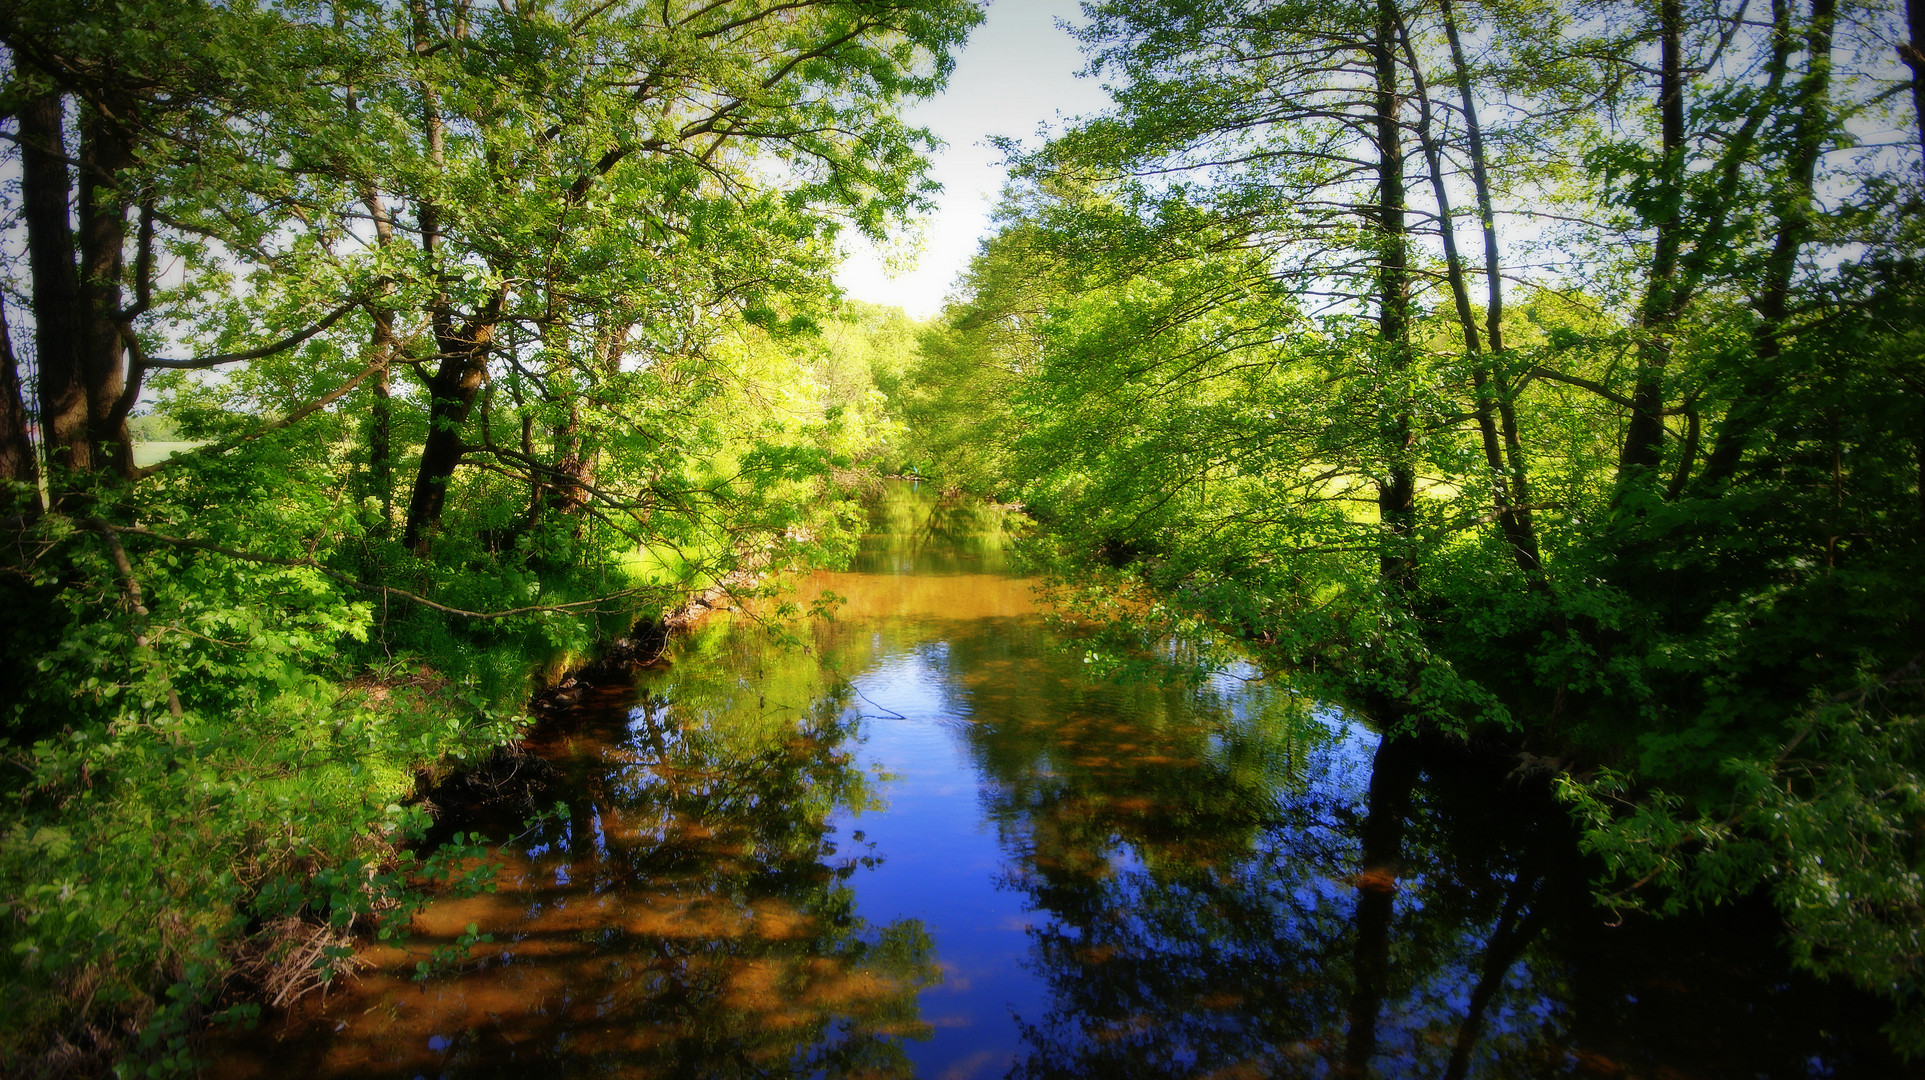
[960,661,1577,1080]
[217,644,938,1080]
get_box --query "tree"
[0,1,981,1070]
[945,0,1925,1057]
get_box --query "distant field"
[132,441,208,467]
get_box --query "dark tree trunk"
[1699,0,1835,490]
[0,303,42,508]
[398,0,472,554]
[1619,0,1687,481]
[20,93,92,494]
[1348,48,1422,1079]
[402,290,506,552]
[1373,0,1416,599]
[78,111,134,478]
[1895,0,1925,539]
[1402,4,1543,580]
[1340,733,1420,1078]
[1441,0,1543,576]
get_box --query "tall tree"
[956,0,1925,1055]
[391,0,979,552]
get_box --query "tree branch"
[129,353,388,480]
[140,298,363,370]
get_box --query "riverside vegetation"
[0,0,976,1073]
[904,0,1925,1062]
[3,0,1924,1075]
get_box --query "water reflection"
[954,660,1569,1080]
[218,666,938,1078]
[216,482,1907,1079]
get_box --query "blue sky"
[833,0,1112,317]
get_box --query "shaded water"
[216,483,1908,1079]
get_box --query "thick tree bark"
[78,111,134,478]
[1373,0,1416,599]
[1618,0,1686,482]
[20,93,92,492]
[402,292,505,552]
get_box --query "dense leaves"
[0,0,976,1073]
[907,0,1925,1058]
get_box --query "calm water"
[216,483,1908,1079]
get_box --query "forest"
[1,0,1922,1075]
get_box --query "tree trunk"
[78,110,134,478]
[20,93,92,495]
[402,293,505,553]
[1893,0,1924,540]
[530,318,626,533]
[1373,0,1416,599]
[1440,0,1543,575]
[368,308,395,536]
[412,0,451,348]
[398,0,469,554]
[1906,0,1925,174]
[1618,0,1686,482]
[356,109,398,536]
[1698,0,1834,490]
[1400,4,1543,579]
[0,303,42,508]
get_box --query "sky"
[831,0,1113,318]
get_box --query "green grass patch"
[131,441,209,468]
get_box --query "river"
[213,481,1907,1078]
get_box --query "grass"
[132,441,209,468]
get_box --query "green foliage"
[2,0,972,1072]
[1562,673,1925,1055]
[892,0,1925,1059]
[0,451,531,1074]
